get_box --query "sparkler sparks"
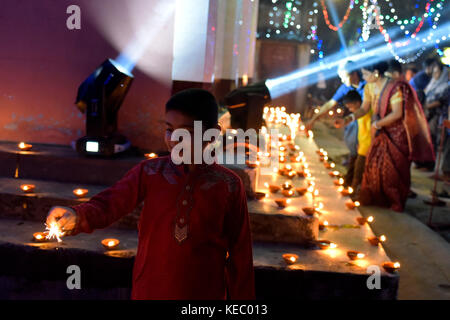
[45,222,65,242]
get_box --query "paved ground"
[312,121,450,300]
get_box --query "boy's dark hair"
[341,60,362,78]
[166,88,218,129]
[423,58,437,68]
[342,90,362,104]
[388,60,402,74]
[363,61,389,75]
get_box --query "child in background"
[46,89,255,300]
[342,90,372,194]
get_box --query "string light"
[321,0,356,31]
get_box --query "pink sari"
[359,80,435,212]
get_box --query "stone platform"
[0,136,399,299]
[0,219,398,299]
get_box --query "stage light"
[224,81,271,131]
[74,59,134,157]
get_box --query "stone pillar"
[212,0,260,103]
[171,0,217,94]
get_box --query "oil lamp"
[269,185,281,193]
[33,232,48,242]
[18,142,33,151]
[329,171,340,177]
[356,215,374,225]
[302,207,316,216]
[282,189,295,197]
[315,240,337,250]
[347,250,365,260]
[282,182,293,190]
[144,152,158,159]
[20,184,35,193]
[341,187,353,196]
[334,178,345,186]
[282,253,298,265]
[245,160,259,168]
[382,261,400,273]
[346,199,360,209]
[296,187,307,196]
[319,220,329,230]
[255,192,266,200]
[275,199,290,208]
[101,238,120,250]
[73,188,88,198]
[368,235,386,246]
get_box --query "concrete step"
[0,177,141,229]
[0,140,151,186]
[0,218,398,299]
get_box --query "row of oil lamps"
[258,109,400,274]
[17,142,157,251]
[32,231,120,250]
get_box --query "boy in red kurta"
[47,89,255,300]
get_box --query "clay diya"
[315,240,337,250]
[269,185,281,193]
[296,187,307,196]
[282,182,293,191]
[356,215,374,225]
[347,250,365,260]
[20,184,35,193]
[382,261,400,273]
[18,142,33,151]
[282,189,295,197]
[32,232,48,243]
[144,152,158,159]
[329,171,341,177]
[275,199,288,208]
[346,200,361,209]
[368,235,386,246]
[319,220,329,230]
[245,160,259,168]
[254,192,266,200]
[302,207,317,216]
[341,187,354,197]
[282,253,299,265]
[73,188,88,198]
[101,238,120,250]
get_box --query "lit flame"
[393,262,400,268]
[348,187,354,194]
[380,235,386,242]
[367,216,374,222]
[357,253,365,259]
[264,182,269,188]
[329,242,337,249]
[330,163,336,168]
[355,201,361,207]
[45,222,64,242]
[35,234,43,240]
[108,240,116,247]
[290,256,296,262]
[323,220,329,226]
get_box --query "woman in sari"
[336,61,435,212]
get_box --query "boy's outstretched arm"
[69,161,147,235]
[225,179,255,300]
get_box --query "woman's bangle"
[373,121,381,130]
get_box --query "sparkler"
[45,221,65,242]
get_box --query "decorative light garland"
[320,0,356,31]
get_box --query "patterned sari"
[359,79,435,212]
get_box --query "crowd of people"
[307,57,449,212]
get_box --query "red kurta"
[70,156,255,300]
